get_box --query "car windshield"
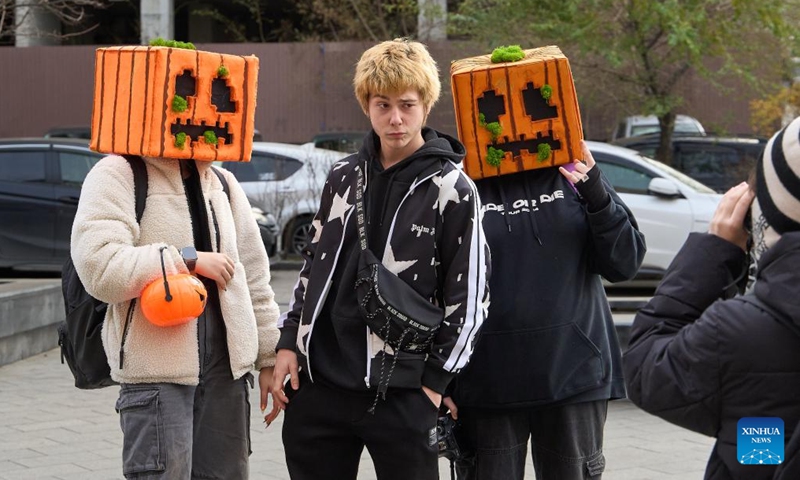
[630,125,660,137]
[637,154,716,193]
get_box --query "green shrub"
[203,131,218,146]
[175,132,187,149]
[149,38,196,50]
[541,84,552,101]
[491,45,525,63]
[486,146,505,167]
[537,143,551,161]
[171,95,188,113]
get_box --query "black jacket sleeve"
[623,233,747,436]
[275,168,339,351]
[581,171,646,283]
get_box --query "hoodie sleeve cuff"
[575,167,611,213]
[422,364,456,395]
[276,326,298,352]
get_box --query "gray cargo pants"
[115,301,253,479]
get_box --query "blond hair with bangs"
[353,38,441,115]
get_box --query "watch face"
[182,247,198,261]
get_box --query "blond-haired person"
[271,38,490,480]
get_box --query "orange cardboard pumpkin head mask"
[90,45,259,162]
[451,45,583,180]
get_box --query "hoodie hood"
[358,126,465,257]
[754,231,800,324]
[360,127,465,174]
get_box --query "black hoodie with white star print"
[276,127,491,395]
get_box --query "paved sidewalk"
[0,269,717,479]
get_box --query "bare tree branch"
[349,0,378,41]
[2,0,106,42]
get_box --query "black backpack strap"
[210,166,231,201]
[123,155,148,223]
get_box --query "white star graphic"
[310,218,323,243]
[445,303,461,318]
[296,323,312,356]
[432,170,461,215]
[382,243,417,275]
[333,160,349,171]
[327,186,352,224]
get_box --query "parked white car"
[219,140,720,272]
[216,142,348,255]
[611,114,705,141]
[588,141,722,282]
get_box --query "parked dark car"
[612,134,767,193]
[45,126,264,141]
[0,138,276,272]
[312,131,367,154]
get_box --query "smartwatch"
[181,246,198,273]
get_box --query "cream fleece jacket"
[71,155,280,385]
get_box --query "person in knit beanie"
[623,115,800,480]
[747,115,800,291]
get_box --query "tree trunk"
[656,112,676,167]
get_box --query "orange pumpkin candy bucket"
[140,247,208,327]
[141,273,207,327]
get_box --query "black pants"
[455,400,608,480]
[282,379,440,480]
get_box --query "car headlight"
[251,206,279,233]
[251,206,268,225]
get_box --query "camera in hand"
[437,415,462,461]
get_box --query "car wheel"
[284,216,313,256]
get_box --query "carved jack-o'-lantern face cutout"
[451,46,583,180]
[90,46,259,162]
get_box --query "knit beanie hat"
[746,115,800,292]
[755,115,800,235]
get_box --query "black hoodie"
[451,166,645,408]
[306,127,483,392]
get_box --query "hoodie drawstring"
[379,169,400,227]
[522,179,543,246]
[498,182,512,233]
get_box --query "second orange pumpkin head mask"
[451,45,583,181]
[90,43,259,162]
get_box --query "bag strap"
[121,158,231,226]
[123,155,148,223]
[210,166,231,201]
[355,164,369,252]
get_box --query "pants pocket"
[586,451,606,478]
[243,372,254,456]
[116,387,166,476]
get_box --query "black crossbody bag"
[353,165,444,354]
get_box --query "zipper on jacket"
[119,299,136,369]
[364,326,373,388]
[209,203,221,253]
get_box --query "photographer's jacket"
[624,232,800,480]
[71,155,281,385]
[451,166,645,408]
[276,128,490,394]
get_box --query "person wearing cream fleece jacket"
[71,154,281,479]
